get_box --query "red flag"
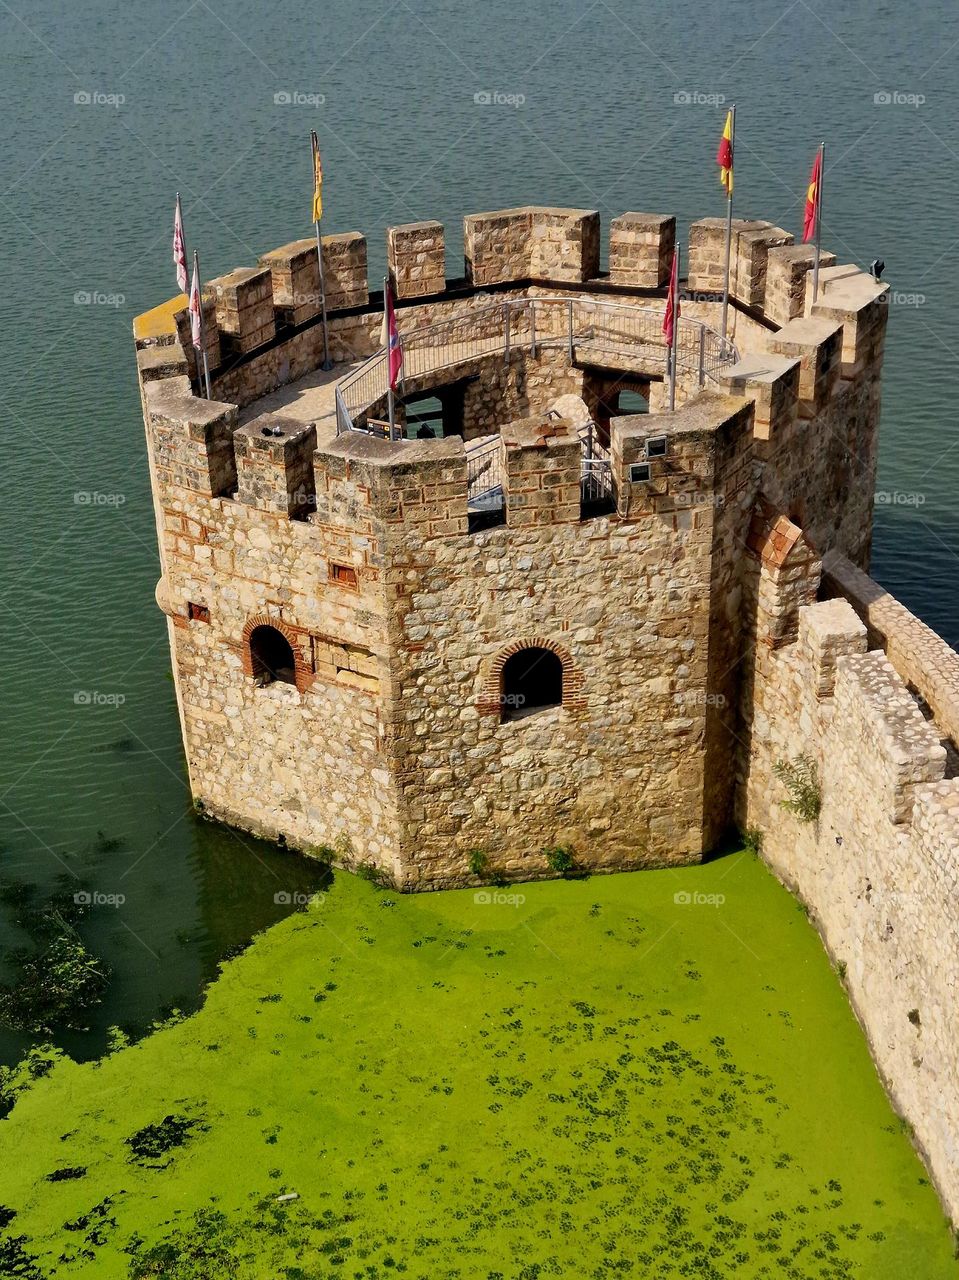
[662,249,680,347]
[716,110,734,195]
[189,258,202,352]
[803,148,822,243]
[380,278,404,391]
[173,195,188,294]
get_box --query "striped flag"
[311,130,323,223]
[189,257,202,351]
[173,194,188,293]
[662,248,680,346]
[380,278,403,391]
[803,148,822,243]
[716,110,734,195]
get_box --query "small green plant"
[836,960,847,981]
[743,827,764,856]
[773,754,822,823]
[467,849,490,878]
[543,845,576,875]
[354,861,396,891]
[0,932,109,1034]
[907,1008,921,1028]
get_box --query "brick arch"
[241,612,312,692]
[478,636,585,716]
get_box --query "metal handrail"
[335,297,739,436]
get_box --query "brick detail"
[478,637,584,715]
[240,612,313,693]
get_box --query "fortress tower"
[133,205,889,889]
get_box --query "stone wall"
[741,548,959,1220]
[134,203,893,892]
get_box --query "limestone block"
[797,599,867,697]
[259,238,321,327]
[718,353,800,441]
[807,265,890,379]
[608,213,675,288]
[234,414,317,517]
[208,266,276,354]
[688,218,792,306]
[765,244,838,326]
[146,377,238,496]
[770,315,842,419]
[387,221,445,299]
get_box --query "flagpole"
[720,103,736,345]
[669,247,680,412]
[384,275,396,439]
[175,192,187,292]
[194,250,212,400]
[812,140,825,304]
[311,132,332,371]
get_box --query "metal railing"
[334,296,738,436]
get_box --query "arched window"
[249,624,297,686]
[501,647,563,721]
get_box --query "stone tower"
[133,205,889,889]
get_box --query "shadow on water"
[0,812,331,1067]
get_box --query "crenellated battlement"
[130,193,959,1223]
[133,200,892,895]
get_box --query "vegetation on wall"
[773,754,823,823]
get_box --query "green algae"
[0,852,954,1279]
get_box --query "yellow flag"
[311,131,323,223]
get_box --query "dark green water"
[1,0,957,1062]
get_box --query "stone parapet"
[501,414,581,527]
[718,353,800,442]
[823,550,959,750]
[259,238,322,327]
[765,244,837,326]
[608,213,675,288]
[387,220,445,298]
[234,414,317,518]
[688,217,792,304]
[464,206,600,286]
[145,375,238,496]
[770,314,842,419]
[807,265,889,378]
[208,266,276,355]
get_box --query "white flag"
[174,196,188,293]
[189,259,202,351]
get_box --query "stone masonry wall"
[742,566,959,1220]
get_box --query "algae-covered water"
[1,854,954,1279]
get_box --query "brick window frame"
[241,612,313,693]
[477,637,584,717]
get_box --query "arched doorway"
[249,625,297,686]
[501,647,563,721]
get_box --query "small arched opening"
[501,647,563,721]
[249,624,297,686]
